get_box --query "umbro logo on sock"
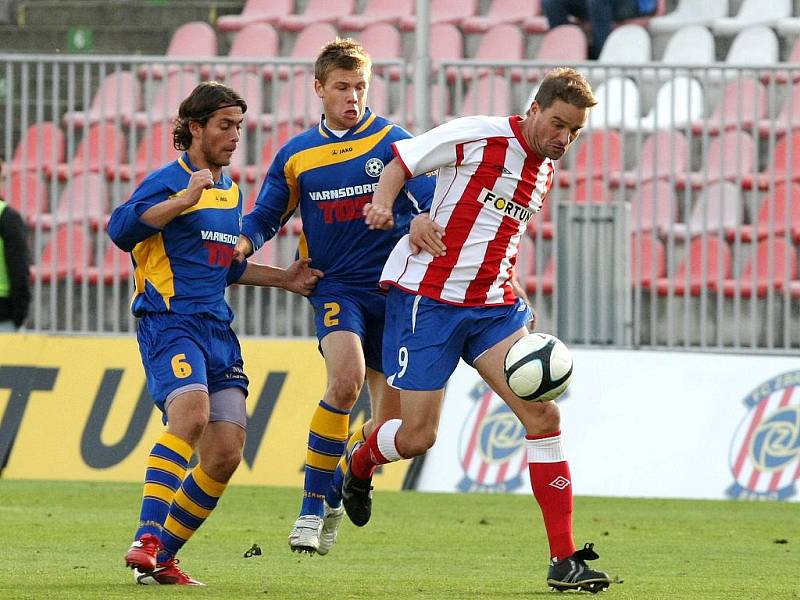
[549,476,571,490]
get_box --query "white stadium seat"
[712,0,790,36]
[648,0,727,34]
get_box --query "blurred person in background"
[0,156,31,332]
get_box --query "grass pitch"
[0,480,797,599]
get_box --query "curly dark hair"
[172,81,247,151]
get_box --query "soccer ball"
[503,333,573,402]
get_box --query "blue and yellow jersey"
[107,153,247,322]
[242,109,435,291]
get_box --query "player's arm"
[234,258,323,297]
[236,152,294,261]
[364,158,409,230]
[510,272,536,330]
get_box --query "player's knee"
[398,428,437,457]
[204,447,242,482]
[325,374,363,409]
[520,401,561,435]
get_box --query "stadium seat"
[453,75,511,118]
[631,233,666,288]
[214,23,279,80]
[272,23,339,81]
[592,25,651,81]
[227,71,264,129]
[525,255,554,295]
[237,123,295,183]
[528,24,587,81]
[776,15,800,38]
[586,77,641,131]
[572,178,611,203]
[516,232,536,282]
[427,23,464,84]
[712,0,790,36]
[762,37,800,86]
[737,182,800,243]
[461,0,539,33]
[683,131,757,190]
[6,172,47,223]
[259,75,317,130]
[671,182,744,242]
[31,224,90,283]
[558,130,623,188]
[714,26,779,81]
[277,0,355,32]
[724,237,798,297]
[38,172,108,231]
[62,71,141,128]
[51,123,127,181]
[358,23,403,81]
[656,235,732,295]
[248,237,275,265]
[75,242,132,284]
[139,21,217,80]
[391,82,448,129]
[622,130,689,188]
[642,25,714,82]
[629,180,679,236]
[9,121,64,175]
[132,71,200,128]
[696,77,766,136]
[398,0,478,31]
[750,132,800,191]
[338,0,413,30]
[648,0,727,33]
[468,24,524,82]
[758,82,800,137]
[217,0,291,32]
[111,122,180,183]
[639,77,704,133]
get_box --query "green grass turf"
[0,480,798,599]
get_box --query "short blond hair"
[315,38,372,84]
[534,67,597,111]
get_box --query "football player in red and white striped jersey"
[343,68,614,593]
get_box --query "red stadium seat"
[683,130,756,190]
[277,0,354,32]
[139,21,217,80]
[62,71,141,128]
[696,77,766,136]
[358,23,403,81]
[272,23,339,80]
[525,255,554,295]
[391,82,449,129]
[51,123,127,181]
[672,181,744,242]
[656,235,732,296]
[724,237,798,298]
[37,173,109,231]
[227,71,264,130]
[558,130,622,188]
[468,24,525,82]
[217,0,292,32]
[427,23,464,84]
[75,242,132,284]
[259,75,318,130]
[629,180,679,236]
[453,75,511,118]
[214,23,279,80]
[339,0,413,30]
[132,71,201,128]
[5,172,48,223]
[238,123,295,183]
[111,122,180,183]
[758,82,800,137]
[631,233,666,288]
[737,182,800,243]
[462,0,539,33]
[623,131,689,188]
[762,36,800,85]
[526,25,588,82]
[31,224,90,283]
[399,0,477,31]
[745,131,800,191]
[9,122,64,175]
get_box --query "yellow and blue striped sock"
[301,400,349,517]
[160,465,227,559]
[327,424,366,508]
[134,431,193,540]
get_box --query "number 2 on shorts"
[323,302,340,327]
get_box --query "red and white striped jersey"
[381,115,554,306]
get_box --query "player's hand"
[185,169,214,205]
[363,202,394,230]
[233,235,253,263]
[283,258,324,296]
[409,213,446,256]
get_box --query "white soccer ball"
[503,333,573,402]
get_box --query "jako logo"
[727,370,800,501]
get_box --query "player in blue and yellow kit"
[235,39,436,556]
[108,82,322,585]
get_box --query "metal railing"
[1,54,798,353]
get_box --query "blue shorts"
[382,286,532,391]
[308,284,387,372]
[137,312,249,414]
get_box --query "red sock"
[526,431,576,561]
[350,420,401,480]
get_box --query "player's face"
[526,100,588,160]
[315,68,369,130]
[195,105,244,168]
